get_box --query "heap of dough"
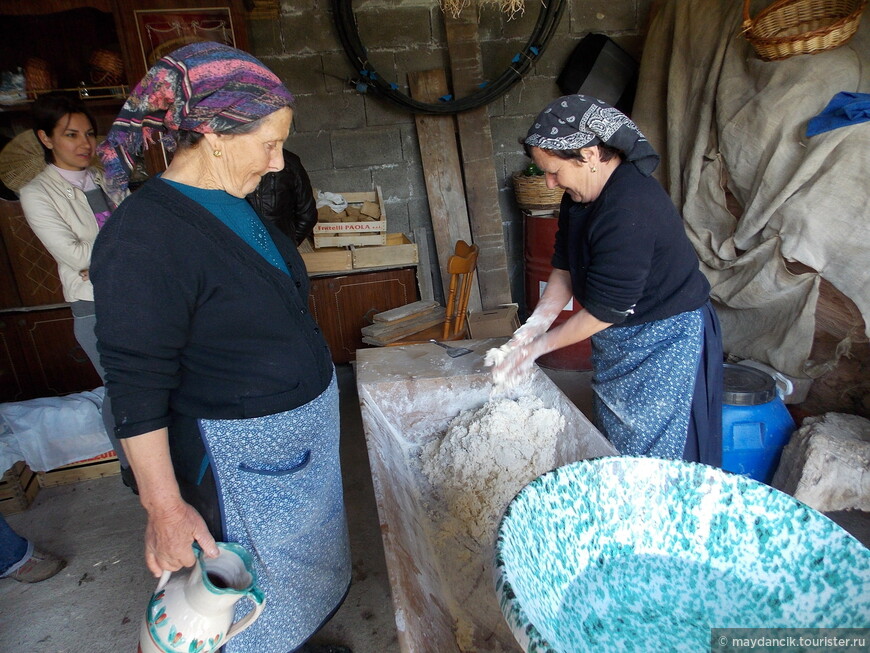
[418,395,567,651]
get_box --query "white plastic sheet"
[0,388,112,472]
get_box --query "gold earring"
[590,165,598,173]
[213,150,223,157]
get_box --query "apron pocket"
[238,450,311,476]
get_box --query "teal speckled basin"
[494,457,870,652]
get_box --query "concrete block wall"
[248,0,652,309]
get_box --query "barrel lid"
[723,363,776,405]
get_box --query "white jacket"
[19,165,127,302]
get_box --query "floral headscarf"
[97,41,294,194]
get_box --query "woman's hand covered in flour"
[144,500,218,577]
[508,313,549,347]
[484,336,546,391]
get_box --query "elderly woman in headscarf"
[489,95,723,466]
[90,42,351,653]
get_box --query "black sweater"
[552,162,710,326]
[91,178,333,439]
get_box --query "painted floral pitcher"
[138,542,266,653]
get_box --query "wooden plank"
[444,13,513,308]
[413,228,435,302]
[361,307,446,344]
[373,300,440,324]
[361,306,445,337]
[37,452,120,488]
[408,70,482,313]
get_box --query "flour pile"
[419,395,566,651]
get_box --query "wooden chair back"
[441,240,479,339]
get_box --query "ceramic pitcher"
[138,542,266,653]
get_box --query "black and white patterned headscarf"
[525,95,660,176]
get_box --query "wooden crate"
[300,245,353,273]
[1,461,40,516]
[37,450,120,488]
[301,233,418,275]
[351,233,418,269]
[312,187,387,248]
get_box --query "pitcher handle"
[224,589,267,643]
[155,570,172,593]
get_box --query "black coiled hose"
[332,0,566,114]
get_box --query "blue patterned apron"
[197,370,351,652]
[591,309,703,459]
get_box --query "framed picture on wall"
[134,7,238,70]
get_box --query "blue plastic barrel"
[721,364,796,484]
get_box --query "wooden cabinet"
[0,200,100,403]
[0,199,64,309]
[309,267,419,364]
[0,307,101,402]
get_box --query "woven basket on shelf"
[89,49,126,86]
[24,58,54,98]
[0,130,45,192]
[512,172,563,209]
[742,0,868,61]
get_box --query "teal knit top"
[163,177,289,275]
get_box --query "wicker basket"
[742,0,868,61]
[512,172,563,209]
[89,49,126,86]
[0,130,46,192]
[24,58,54,98]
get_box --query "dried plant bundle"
[440,0,526,20]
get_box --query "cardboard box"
[313,187,387,248]
[466,305,520,339]
[0,461,39,516]
[37,450,120,488]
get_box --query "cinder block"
[364,95,416,127]
[267,54,327,95]
[491,115,532,155]
[309,168,374,194]
[502,7,542,39]
[406,197,433,231]
[321,52,357,93]
[356,6,433,47]
[502,76,563,116]
[332,127,403,168]
[294,93,366,133]
[534,36,579,78]
[280,10,338,52]
[395,47,450,91]
[569,0,640,33]
[248,18,282,54]
[284,131,333,172]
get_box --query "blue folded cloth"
[806,91,870,137]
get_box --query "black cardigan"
[91,177,333,439]
[552,162,710,326]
